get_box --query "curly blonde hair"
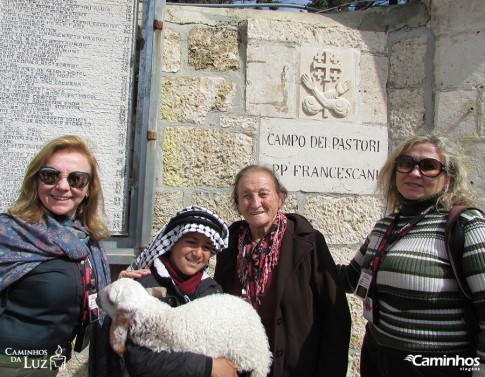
[377,134,477,213]
[8,135,109,240]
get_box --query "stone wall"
[146,1,485,376]
[157,7,390,375]
[63,1,485,376]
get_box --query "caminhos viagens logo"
[404,354,480,372]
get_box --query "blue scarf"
[0,212,110,294]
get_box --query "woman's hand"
[211,358,237,377]
[118,268,151,280]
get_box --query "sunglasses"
[37,167,91,189]
[395,155,446,178]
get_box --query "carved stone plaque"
[0,0,136,234]
[299,46,359,121]
[259,118,388,194]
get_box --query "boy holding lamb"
[118,205,238,377]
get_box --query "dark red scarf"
[160,254,203,295]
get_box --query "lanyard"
[77,258,96,322]
[74,257,98,353]
[371,205,436,274]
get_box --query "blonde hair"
[377,134,476,213]
[8,135,109,240]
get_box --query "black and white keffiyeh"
[128,206,229,270]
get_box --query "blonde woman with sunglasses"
[0,135,111,376]
[338,134,485,377]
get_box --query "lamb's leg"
[146,286,167,299]
[109,310,131,355]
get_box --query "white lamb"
[97,278,272,377]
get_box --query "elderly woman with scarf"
[214,165,351,377]
[0,135,111,376]
[120,205,238,377]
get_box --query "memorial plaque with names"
[0,0,137,234]
[259,118,388,194]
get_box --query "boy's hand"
[118,268,151,280]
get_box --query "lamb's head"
[96,278,149,319]
[97,278,162,355]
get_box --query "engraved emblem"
[300,50,352,119]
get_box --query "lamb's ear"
[107,283,124,307]
[146,286,167,299]
[109,309,131,355]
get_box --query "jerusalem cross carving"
[300,48,356,120]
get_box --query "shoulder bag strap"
[445,206,478,300]
[445,205,484,347]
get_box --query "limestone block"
[160,77,235,124]
[280,194,298,214]
[347,354,361,377]
[375,1,429,32]
[162,28,181,73]
[347,294,366,351]
[246,42,298,118]
[353,30,387,54]
[152,191,184,236]
[192,191,240,225]
[326,247,367,353]
[390,36,427,88]
[162,127,253,187]
[389,88,425,139]
[165,5,245,27]
[208,255,217,277]
[435,33,485,90]
[305,195,384,245]
[459,139,485,210]
[247,18,386,54]
[220,115,259,134]
[57,352,88,377]
[434,90,477,137]
[331,245,356,266]
[479,85,485,136]
[360,54,388,124]
[430,0,485,35]
[247,18,321,43]
[188,27,240,71]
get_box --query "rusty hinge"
[153,20,163,30]
[147,131,157,141]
